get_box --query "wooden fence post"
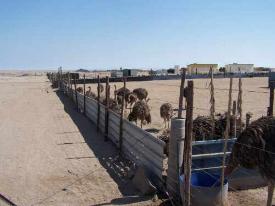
[210,66,215,138]
[83,74,86,115]
[268,86,274,116]
[73,76,79,111]
[119,77,126,155]
[105,76,110,141]
[97,75,100,132]
[221,77,233,197]
[183,81,194,206]
[237,77,243,130]
[232,100,237,138]
[178,68,186,118]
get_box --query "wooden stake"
[232,101,237,138]
[178,68,186,118]
[221,77,233,197]
[105,76,110,141]
[97,75,100,132]
[183,81,194,206]
[269,86,274,116]
[237,77,243,130]
[73,76,79,111]
[83,74,86,115]
[119,77,126,155]
[210,66,215,139]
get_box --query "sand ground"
[0,74,273,206]
[0,75,158,206]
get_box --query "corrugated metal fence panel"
[108,111,120,146]
[77,93,84,110]
[85,97,98,124]
[122,120,165,185]
[99,104,105,133]
[61,84,166,189]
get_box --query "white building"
[225,63,254,73]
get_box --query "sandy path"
[0,76,156,206]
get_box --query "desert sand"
[0,74,273,206]
[0,74,158,206]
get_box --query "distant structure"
[187,63,218,75]
[225,63,254,73]
[110,70,123,78]
[254,67,271,73]
[167,65,182,75]
[122,69,149,77]
[75,70,111,78]
[155,69,168,76]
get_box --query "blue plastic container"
[180,172,228,206]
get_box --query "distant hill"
[76,69,90,72]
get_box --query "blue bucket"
[180,172,228,206]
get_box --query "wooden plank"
[183,80,194,206]
[119,77,126,155]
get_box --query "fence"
[62,82,166,188]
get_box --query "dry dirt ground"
[0,74,160,206]
[84,77,270,130]
[0,74,273,206]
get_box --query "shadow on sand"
[55,91,155,205]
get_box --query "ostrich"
[160,103,174,129]
[85,86,96,98]
[128,100,151,128]
[225,116,275,206]
[246,112,253,127]
[133,88,148,101]
[76,87,83,94]
[116,87,131,107]
[97,83,104,94]
[126,92,137,111]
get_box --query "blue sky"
[0,0,274,70]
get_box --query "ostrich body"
[126,92,137,111]
[160,103,173,129]
[226,116,275,206]
[98,83,104,94]
[116,87,131,106]
[133,88,148,101]
[85,86,96,98]
[128,100,151,128]
[76,87,83,94]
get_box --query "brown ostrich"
[133,88,148,101]
[98,83,104,94]
[85,86,96,98]
[128,100,151,128]
[126,92,137,111]
[116,87,131,106]
[225,116,275,206]
[160,103,173,129]
[76,87,83,94]
[101,97,120,112]
[245,112,253,127]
